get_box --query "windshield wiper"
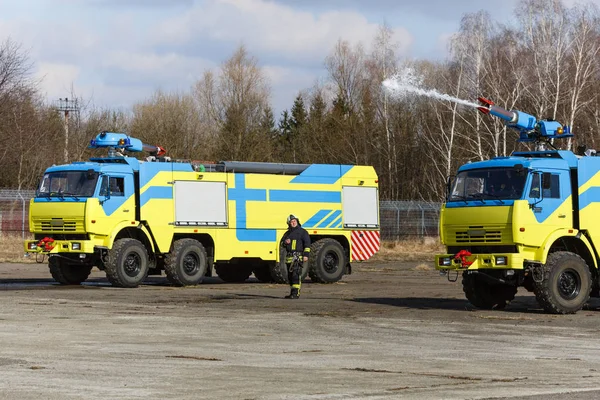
[40,192,64,199]
[468,192,506,204]
[482,192,505,204]
[467,193,486,204]
[61,192,80,200]
[450,195,468,204]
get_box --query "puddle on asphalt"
[0,281,56,288]
[0,278,170,290]
[0,280,109,289]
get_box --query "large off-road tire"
[533,251,592,314]
[308,238,347,283]
[164,239,208,286]
[48,257,93,285]
[462,271,517,310]
[270,247,309,284]
[104,238,149,288]
[215,264,252,283]
[253,264,274,283]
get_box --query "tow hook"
[529,263,544,283]
[454,250,473,268]
[37,237,55,252]
[446,270,459,282]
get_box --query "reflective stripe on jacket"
[282,226,311,259]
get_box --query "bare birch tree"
[130,91,208,160]
[516,0,569,121]
[418,60,467,199]
[367,23,400,198]
[563,4,600,149]
[449,11,494,161]
[325,39,367,114]
[0,38,34,101]
[193,46,271,161]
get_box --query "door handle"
[123,209,129,212]
[558,214,566,218]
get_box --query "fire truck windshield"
[37,170,99,198]
[449,167,527,202]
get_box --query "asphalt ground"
[1,261,600,399]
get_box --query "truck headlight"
[496,256,507,265]
[438,257,451,266]
[72,242,81,250]
[28,242,37,250]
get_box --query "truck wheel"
[253,264,274,283]
[48,257,93,285]
[165,239,208,286]
[533,251,592,314]
[308,238,346,283]
[215,264,252,283]
[270,247,309,284]
[104,238,149,288]
[462,272,517,310]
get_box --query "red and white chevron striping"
[351,230,380,261]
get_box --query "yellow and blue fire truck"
[25,132,380,288]
[436,97,600,314]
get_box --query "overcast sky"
[0,0,588,116]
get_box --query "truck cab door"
[528,170,572,230]
[98,174,135,220]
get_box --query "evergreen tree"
[277,110,294,162]
[290,95,307,129]
[307,92,328,162]
[290,95,308,162]
[308,92,327,124]
[260,106,278,161]
[261,106,278,139]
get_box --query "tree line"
[1,0,599,200]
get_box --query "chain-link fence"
[0,190,441,240]
[0,190,35,238]
[379,200,441,240]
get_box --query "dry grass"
[372,237,444,262]
[414,263,432,271]
[0,234,35,263]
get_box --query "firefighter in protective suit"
[282,214,311,299]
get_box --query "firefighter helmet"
[287,214,299,225]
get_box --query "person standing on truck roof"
[282,214,311,299]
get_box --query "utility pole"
[55,97,79,163]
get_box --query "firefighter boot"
[285,288,299,299]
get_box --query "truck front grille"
[33,218,84,233]
[456,230,502,243]
[449,224,513,244]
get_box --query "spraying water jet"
[382,68,481,109]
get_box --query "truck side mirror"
[446,175,455,200]
[527,172,543,210]
[529,172,541,199]
[99,175,111,204]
